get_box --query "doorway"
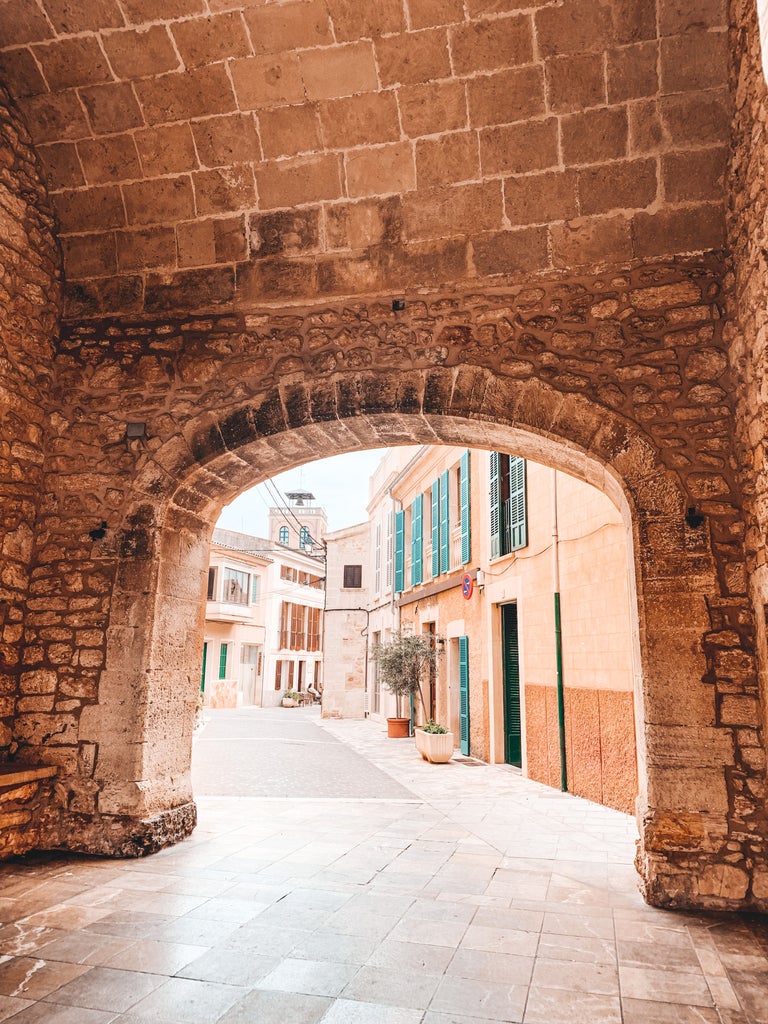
[240,644,261,706]
[501,603,521,768]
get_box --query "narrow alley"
[0,708,766,1024]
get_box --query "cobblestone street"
[0,707,766,1023]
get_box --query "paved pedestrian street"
[0,707,766,1024]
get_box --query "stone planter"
[387,717,411,738]
[415,728,454,763]
[281,698,298,708]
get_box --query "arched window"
[300,526,310,548]
[279,526,289,544]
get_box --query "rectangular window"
[223,567,249,604]
[439,469,450,574]
[410,493,423,587]
[374,522,382,595]
[207,568,216,600]
[460,449,471,564]
[343,564,363,588]
[291,604,305,650]
[307,606,321,652]
[508,455,527,551]
[219,642,229,680]
[280,602,290,649]
[490,453,527,557]
[386,511,394,590]
[394,509,405,594]
[431,479,440,578]
[281,602,318,650]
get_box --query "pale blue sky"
[216,449,388,537]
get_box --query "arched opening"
[58,355,737,909]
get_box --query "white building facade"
[203,496,328,708]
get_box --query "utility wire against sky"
[217,449,387,538]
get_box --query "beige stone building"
[3,0,768,909]
[323,521,372,719]
[325,446,637,813]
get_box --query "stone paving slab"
[0,707,766,1023]
[192,708,415,800]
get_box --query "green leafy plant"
[421,719,448,734]
[372,632,443,719]
[283,690,300,700]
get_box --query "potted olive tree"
[372,632,443,740]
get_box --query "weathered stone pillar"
[0,87,61,848]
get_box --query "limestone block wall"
[0,765,57,857]
[9,255,760,909]
[729,1,768,842]
[0,87,60,761]
[0,0,731,317]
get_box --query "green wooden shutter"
[431,480,440,577]
[218,642,228,679]
[458,635,470,756]
[490,451,501,559]
[502,604,522,766]
[200,641,207,692]
[439,469,450,574]
[251,575,259,602]
[411,494,423,587]
[509,456,527,551]
[460,449,471,564]
[394,509,405,594]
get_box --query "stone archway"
[0,0,765,916]
[15,253,763,910]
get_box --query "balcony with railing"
[206,601,258,623]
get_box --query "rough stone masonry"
[0,0,766,911]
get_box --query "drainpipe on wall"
[552,469,568,793]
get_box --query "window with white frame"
[223,567,249,604]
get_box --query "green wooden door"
[502,604,521,767]
[200,641,207,693]
[458,635,470,756]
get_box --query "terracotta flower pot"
[414,728,454,763]
[387,717,411,738]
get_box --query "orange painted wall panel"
[598,688,638,814]
[525,683,637,813]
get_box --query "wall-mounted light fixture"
[476,569,486,591]
[125,422,147,439]
[392,298,406,312]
